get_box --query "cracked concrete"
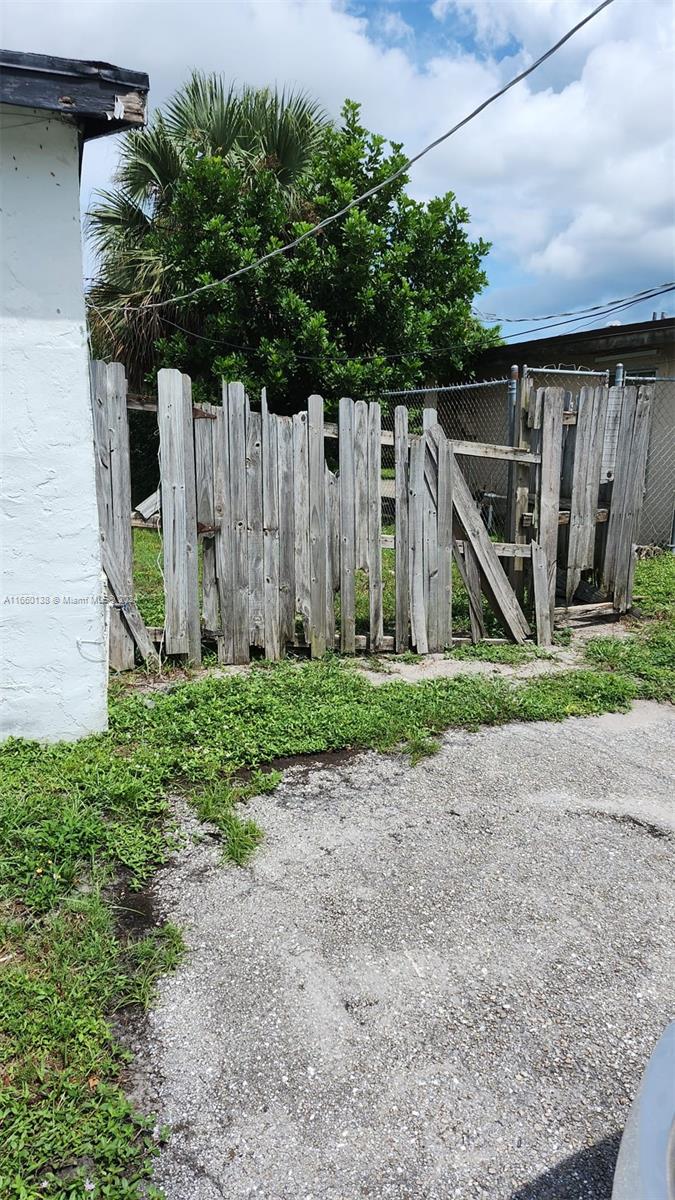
[127,701,675,1199]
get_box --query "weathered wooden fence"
[90,362,652,670]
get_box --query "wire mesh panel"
[378,380,512,538]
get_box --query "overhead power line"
[153,281,674,363]
[474,282,675,323]
[111,0,616,314]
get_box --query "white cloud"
[3,0,674,323]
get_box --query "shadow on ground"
[511,1132,622,1200]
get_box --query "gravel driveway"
[128,700,675,1200]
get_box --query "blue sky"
[3,0,674,338]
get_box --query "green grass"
[134,528,502,643]
[631,551,675,617]
[4,550,671,1196]
[133,528,166,627]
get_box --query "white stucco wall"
[1,106,108,741]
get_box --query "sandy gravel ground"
[127,700,675,1200]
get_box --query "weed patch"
[2,559,672,1194]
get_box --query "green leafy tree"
[89,87,499,407]
[87,72,329,381]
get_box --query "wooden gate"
[91,363,653,670]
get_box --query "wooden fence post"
[157,368,201,663]
[91,360,135,671]
[338,396,356,654]
[538,387,565,627]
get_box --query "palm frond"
[115,116,184,203]
[86,189,152,256]
[163,71,243,156]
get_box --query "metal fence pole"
[615,362,625,388]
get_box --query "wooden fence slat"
[246,410,265,648]
[101,541,159,668]
[328,466,340,595]
[368,401,383,651]
[613,390,651,612]
[292,412,310,642]
[531,540,552,646]
[228,383,249,664]
[437,431,453,650]
[394,406,410,653]
[339,396,356,654]
[278,416,295,647]
[538,387,565,626]
[408,434,428,653]
[101,363,135,669]
[354,400,369,570]
[423,421,439,652]
[325,465,337,645]
[308,394,327,657]
[213,394,234,663]
[581,385,609,572]
[157,368,201,663]
[195,402,219,633]
[262,391,281,659]
[602,386,637,597]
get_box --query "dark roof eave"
[0,49,148,138]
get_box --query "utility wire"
[475,282,675,323]
[154,282,673,363]
[110,0,616,314]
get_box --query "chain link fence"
[379,380,512,538]
[378,365,675,550]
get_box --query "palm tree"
[87,73,329,382]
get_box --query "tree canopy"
[88,78,500,409]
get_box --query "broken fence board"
[451,450,530,643]
[101,541,159,668]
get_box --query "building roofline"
[0,49,148,139]
[478,317,675,364]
